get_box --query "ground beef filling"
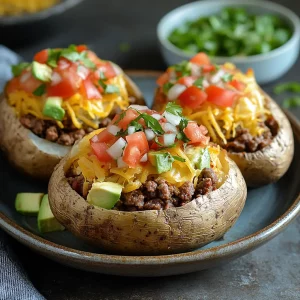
[67,167,218,211]
[224,115,279,153]
[20,114,111,146]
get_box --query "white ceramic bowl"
[157,0,300,84]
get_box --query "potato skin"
[153,88,294,187]
[0,94,68,180]
[48,155,247,255]
[0,71,145,180]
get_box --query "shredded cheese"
[7,74,130,130]
[180,69,271,143]
[68,143,226,192]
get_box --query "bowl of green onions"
[157,0,300,84]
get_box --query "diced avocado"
[43,97,65,121]
[87,182,122,209]
[32,61,52,82]
[148,151,174,174]
[185,146,211,170]
[15,193,44,216]
[38,195,65,233]
[196,148,211,170]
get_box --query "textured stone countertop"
[3,0,300,299]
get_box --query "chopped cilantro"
[11,62,30,77]
[221,73,234,82]
[193,77,204,89]
[163,82,174,94]
[282,97,300,108]
[33,84,46,96]
[165,102,182,116]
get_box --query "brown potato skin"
[0,94,66,180]
[229,94,294,187]
[153,88,294,187]
[48,155,247,255]
[0,71,145,180]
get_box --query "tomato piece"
[19,72,42,93]
[190,53,210,66]
[90,142,113,162]
[58,58,71,70]
[83,78,101,99]
[114,109,139,130]
[156,73,169,86]
[93,129,117,145]
[47,79,76,98]
[34,49,48,64]
[184,122,210,145]
[202,65,215,73]
[122,146,141,168]
[47,65,81,98]
[123,132,149,168]
[87,50,102,65]
[178,86,207,109]
[76,45,88,53]
[228,79,246,91]
[6,77,20,94]
[94,62,116,80]
[206,85,237,107]
[178,76,196,87]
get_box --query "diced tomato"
[34,49,48,64]
[190,53,210,66]
[6,77,20,94]
[228,79,246,91]
[87,50,102,65]
[114,109,139,130]
[202,65,216,73]
[82,78,101,99]
[58,58,71,70]
[93,129,117,145]
[19,72,42,93]
[178,86,207,109]
[47,79,76,98]
[184,122,210,145]
[47,65,81,98]
[123,132,149,167]
[206,85,237,107]
[76,45,88,53]
[156,73,169,86]
[178,76,196,87]
[90,142,113,162]
[94,62,116,80]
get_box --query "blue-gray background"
[1,0,300,299]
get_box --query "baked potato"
[48,105,247,255]
[0,45,144,180]
[153,53,294,187]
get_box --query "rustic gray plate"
[0,72,299,277]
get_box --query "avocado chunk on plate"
[15,193,44,216]
[38,194,65,233]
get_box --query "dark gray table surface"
[2,0,300,299]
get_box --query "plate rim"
[0,71,299,267]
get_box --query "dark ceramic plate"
[0,72,299,277]
[0,0,83,26]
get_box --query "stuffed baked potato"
[48,105,247,255]
[0,45,144,179]
[153,53,294,186]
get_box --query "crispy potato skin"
[0,94,65,180]
[48,155,247,255]
[153,88,294,187]
[0,71,145,180]
[229,94,294,187]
